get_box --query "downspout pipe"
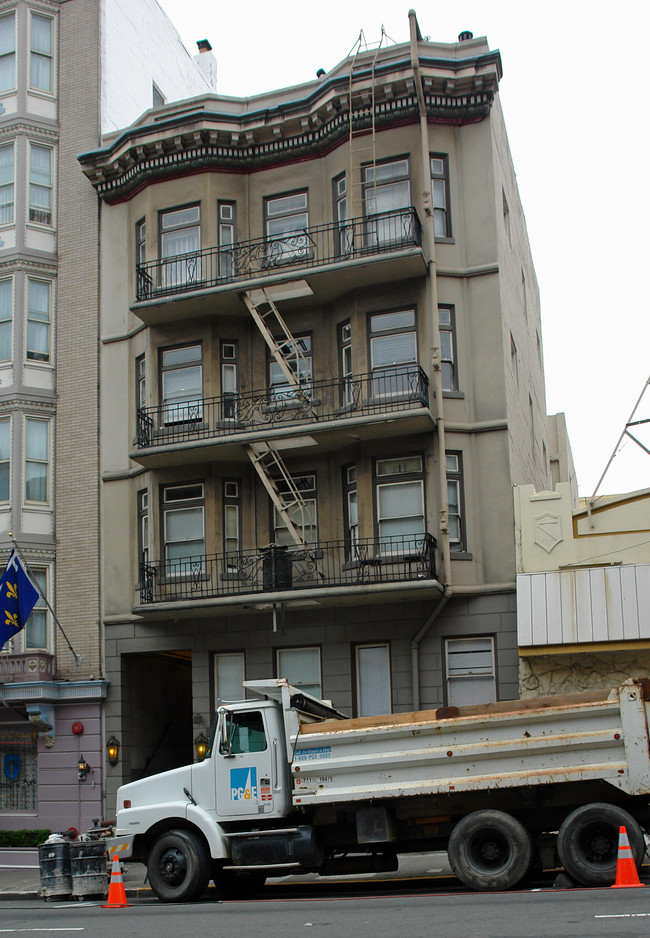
[409,10,453,710]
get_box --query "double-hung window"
[0,277,12,361]
[375,455,425,552]
[269,334,312,400]
[30,14,53,94]
[439,304,457,392]
[273,473,317,545]
[221,341,238,420]
[29,145,52,226]
[160,205,200,288]
[265,191,308,263]
[370,309,417,398]
[160,344,202,424]
[276,647,321,698]
[162,483,205,568]
[430,154,451,237]
[363,158,410,245]
[223,480,241,571]
[218,201,236,278]
[446,451,465,551]
[0,13,15,92]
[0,416,9,502]
[24,417,50,504]
[0,143,14,224]
[26,279,51,362]
[445,636,496,706]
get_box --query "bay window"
[375,455,425,551]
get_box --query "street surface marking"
[595,913,650,919]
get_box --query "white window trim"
[0,275,13,363]
[28,11,55,98]
[0,414,10,504]
[23,414,52,508]
[25,276,53,367]
[22,563,53,653]
[27,141,55,229]
[0,141,15,227]
[0,11,16,96]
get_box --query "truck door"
[216,708,280,818]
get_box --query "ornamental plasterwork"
[533,512,562,553]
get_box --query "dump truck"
[108,677,650,900]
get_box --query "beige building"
[79,13,553,803]
[515,481,650,696]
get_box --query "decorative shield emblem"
[534,512,562,554]
[4,753,20,781]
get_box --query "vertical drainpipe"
[408,10,452,710]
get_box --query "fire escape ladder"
[241,287,311,398]
[246,442,309,548]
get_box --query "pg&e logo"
[230,766,258,801]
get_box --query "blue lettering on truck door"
[230,766,258,801]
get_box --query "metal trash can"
[38,841,72,900]
[70,840,108,900]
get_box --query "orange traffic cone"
[612,826,643,888]
[102,852,130,907]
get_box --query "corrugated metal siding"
[518,564,650,646]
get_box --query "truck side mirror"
[218,710,234,756]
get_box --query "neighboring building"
[515,481,650,696]
[79,12,553,807]
[0,0,215,834]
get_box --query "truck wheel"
[447,810,533,891]
[147,829,211,902]
[557,803,645,886]
[212,867,266,899]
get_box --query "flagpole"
[8,534,82,667]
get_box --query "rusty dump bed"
[290,680,650,806]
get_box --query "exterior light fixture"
[194,732,208,761]
[106,735,120,767]
[77,756,90,781]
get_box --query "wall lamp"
[194,732,208,761]
[106,735,120,767]
[77,756,90,781]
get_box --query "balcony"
[136,534,437,610]
[132,368,433,466]
[0,651,56,683]
[133,208,425,320]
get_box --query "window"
[0,416,9,501]
[29,145,52,226]
[439,305,457,392]
[375,455,425,550]
[370,309,417,397]
[136,354,146,411]
[220,709,267,754]
[135,219,146,265]
[218,201,236,278]
[24,417,49,503]
[445,636,496,706]
[268,334,312,399]
[333,173,351,255]
[160,205,200,286]
[273,473,317,545]
[0,725,37,811]
[276,647,321,698]
[356,643,391,716]
[160,344,202,423]
[265,191,308,262]
[430,154,451,237]
[446,451,465,551]
[214,652,245,704]
[30,13,53,93]
[162,483,205,565]
[363,158,410,244]
[0,277,11,361]
[26,279,51,362]
[344,464,358,546]
[221,340,238,420]
[339,320,354,405]
[0,144,13,224]
[223,479,241,570]
[137,489,149,568]
[0,13,15,92]
[25,568,47,649]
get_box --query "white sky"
[158,0,650,498]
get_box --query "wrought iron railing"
[138,534,437,605]
[135,207,422,301]
[135,367,429,448]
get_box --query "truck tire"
[212,867,266,899]
[557,803,645,886]
[147,829,211,902]
[447,810,533,891]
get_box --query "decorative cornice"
[0,679,110,705]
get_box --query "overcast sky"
[158,0,649,499]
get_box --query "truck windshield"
[220,710,267,755]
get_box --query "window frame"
[159,342,203,424]
[26,277,52,364]
[214,651,246,705]
[430,153,452,238]
[264,189,309,262]
[0,142,14,226]
[23,566,50,651]
[0,414,10,503]
[368,308,418,398]
[223,478,241,570]
[0,11,16,94]
[267,332,312,399]
[374,454,425,551]
[446,450,466,552]
[354,642,392,717]
[218,200,236,278]
[343,463,358,549]
[24,415,51,506]
[0,276,12,362]
[272,472,318,546]
[439,304,457,392]
[29,11,54,95]
[28,142,53,227]
[445,635,496,707]
[161,481,206,568]
[276,646,322,698]
[137,488,149,570]
[159,204,201,287]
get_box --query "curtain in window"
[378,481,424,539]
[165,506,204,560]
[30,15,52,92]
[27,280,50,360]
[0,280,11,361]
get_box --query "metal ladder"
[347,29,385,221]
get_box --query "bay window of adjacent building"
[273,473,317,546]
[265,191,308,261]
[439,304,457,392]
[430,154,451,237]
[446,451,465,551]
[445,636,496,706]
[24,417,50,504]
[160,343,202,423]
[369,309,417,397]
[162,482,205,566]
[0,12,15,92]
[26,279,51,362]
[160,205,200,286]
[355,643,391,716]
[29,13,53,94]
[268,334,312,399]
[276,646,321,698]
[223,479,241,570]
[0,143,13,224]
[29,144,52,226]
[363,158,410,244]
[214,652,245,704]
[0,417,9,502]
[375,455,425,550]
[0,277,11,361]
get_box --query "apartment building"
[0,0,215,834]
[79,13,553,802]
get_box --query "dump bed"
[289,680,650,806]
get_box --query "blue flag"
[0,551,40,652]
